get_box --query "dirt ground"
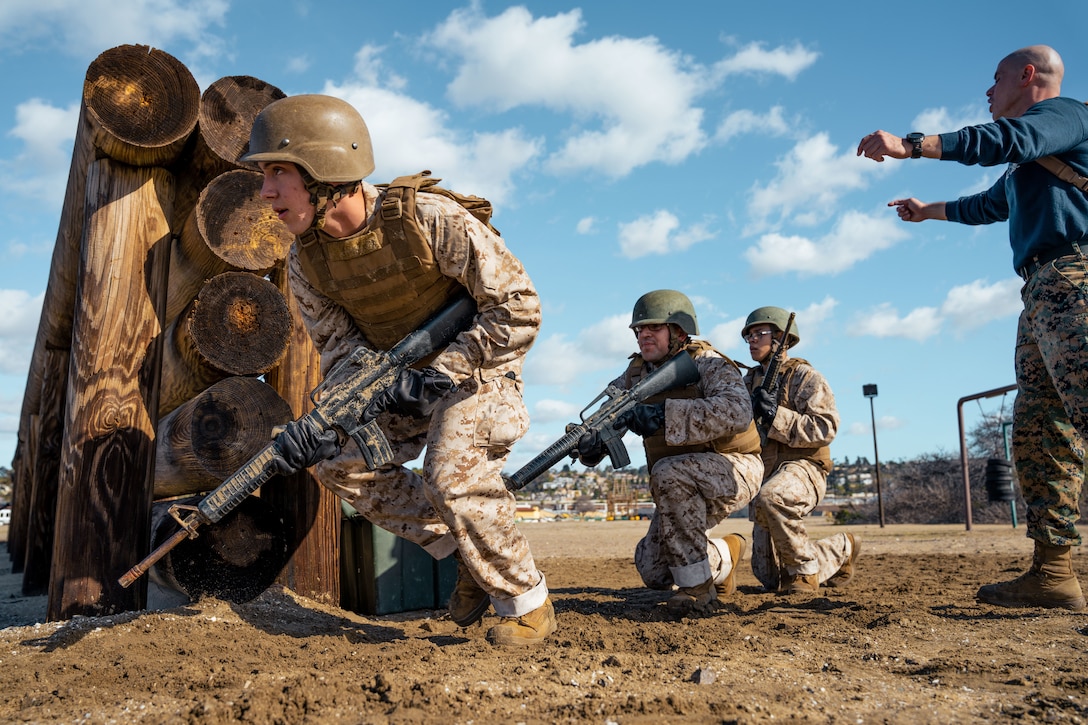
[2,517,1087,724]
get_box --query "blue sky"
[0,0,1085,475]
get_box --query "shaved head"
[1002,45,1064,91]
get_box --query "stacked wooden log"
[7,45,341,620]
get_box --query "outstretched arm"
[857,130,942,162]
[888,198,947,223]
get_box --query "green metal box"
[340,504,457,615]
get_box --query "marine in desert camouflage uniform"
[858,45,1088,610]
[242,94,555,645]
[741,307,859,595]
[575,290,763,615]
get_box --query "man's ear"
[1021,63,1037,86]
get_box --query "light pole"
[863,384,886,528]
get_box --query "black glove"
[575,430,607,467]
[752,388,779,429]
[273,417,341,473]
[363,367,456,423]
[615,402,666,437]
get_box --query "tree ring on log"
[188,271,291,376]
[197,169,294,272]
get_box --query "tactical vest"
[751,357,833,476]
[624,340,762,470]
[295,172,494,350]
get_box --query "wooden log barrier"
[164,169,294,323]
[169,75,286,232]
[47,160,174,621]
[149,495,288,604]
[154,377,293,499]
[11,43,197,566]
[158,271,292,415]
[84,44,199,167]
[261,267,341,604]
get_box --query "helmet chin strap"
[301,169,361,236]
[666,326,689,357]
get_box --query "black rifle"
[119,293,477,588]
[759,312,796,400]
[505,352,700,491]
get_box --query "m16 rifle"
[505,351,700,491]
[759,311,796,400]
[119,293,477,588]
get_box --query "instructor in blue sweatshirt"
[857,44,1088,611]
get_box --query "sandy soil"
[2,518,1087,724]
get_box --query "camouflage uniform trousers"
[635,451,763,589]
[314,375,548,617]
[750,459,852,590]
[1013,254,1088,548]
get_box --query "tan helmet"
[241,94,375,183]
[630,289,699,336]
[742,306,800,348]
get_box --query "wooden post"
[154,377,292,499]
[262,268,341,604]
[165,170,293,324]
[158,271,292,416]
[47,160,174,621]
[19,348,69,595]
[169,76,286,235]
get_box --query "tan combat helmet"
[241,94,375,183]
[630,289,699,336]
[742,306,800,348]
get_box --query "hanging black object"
[984,458,1016,502]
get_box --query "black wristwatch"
[906,132,925,159]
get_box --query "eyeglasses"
[633,323,667,335]
[743,330,776,343]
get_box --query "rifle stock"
[505,351,700,491]
[119,293,477,588]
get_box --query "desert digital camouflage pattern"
[628,349,764,590]
[745,358,852,585]
[290,182,547,616]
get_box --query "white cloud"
[712,41,819,81]
[576,217,596,235]
[0,289,43,375]
[746,133,888,233]
[851,302,942,342]
[940,277,1022,332]
[617,210,714,259]
[523,313,632,388]
[912,105,991,136]
[424,7,812,178]
[744,210,910,276]
[0,0,229,61]
[851,277,1020,342]
[715,105,794,142]
[0,99,79,208]
[533,398,582,424]
[325,82,543,206]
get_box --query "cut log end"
[188,271,292,375]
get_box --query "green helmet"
[240,94,375,183]
[630,289,699,336]
[742,306,800,348]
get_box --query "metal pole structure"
[956,384,1016,532]
[863,384,885,528]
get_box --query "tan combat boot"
[977,542,1087,611]
[448,554,490,627]
[667,578,717,616]
[824,533,861,588]
[781,571,819,595]
[711,534,749,600]
[485,597,557,646]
